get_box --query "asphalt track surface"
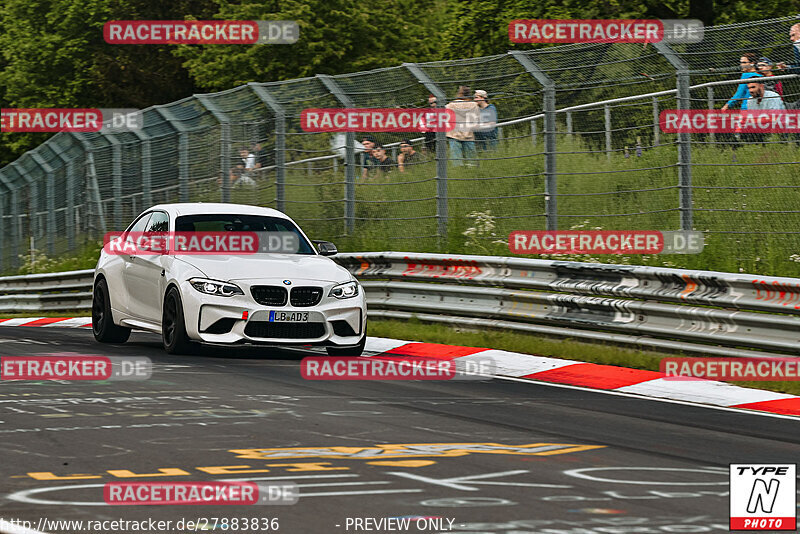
[0,326,797,534]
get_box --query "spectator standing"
[445,85,479,167]
[253,142,270,169]
[397,139,422,172]
[372,144,395,175]
[776,23,800,74]
[756,58,783,96]
[722,53,763,111]
[234,147,256,186]
[360,135,379,179]
[473,89,498,151]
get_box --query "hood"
[175,254,351,283]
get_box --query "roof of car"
[147,203,288,218]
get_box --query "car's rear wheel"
[162,287,193,354]
[326,332,366,357]
[92,278,131,343]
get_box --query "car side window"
[146,211,169,233]
[127,213,152,234]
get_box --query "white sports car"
[92,203,367,355]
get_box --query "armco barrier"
[2,253,799,356]
[335,252,800,356]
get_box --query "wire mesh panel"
[1,15,800,275]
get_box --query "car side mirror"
[312,240,337,256]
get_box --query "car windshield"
[174,214,316,255]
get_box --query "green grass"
[368,317,800,396]
[9,129,800,277]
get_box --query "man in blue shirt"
[721,53,763,111]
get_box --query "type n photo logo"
[730,464,796,530]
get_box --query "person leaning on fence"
[397,139,422,172]
[225,147,256,187]
[445,85,479,167]
[473,89,498,151]
[721,53,763,111]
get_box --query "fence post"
[604,104,612,159]
[0,173,14,271]
[510,51,558,231]
[654,42,693,231]
[707,87,716,144]
[70,133,107,237]
[652,97,660,146]
[249,84,286,213]
[51,136,76,251]
[30,152,56,256]
[317,74,355,235]
[196,95,231,203]
[104,135,123,230]
[403,63,449,243]
[152,106,193,206]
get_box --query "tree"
[174,0,448,91]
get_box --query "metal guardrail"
[0,269,93,313]
[2,253,799,357]
[334,252,800,358]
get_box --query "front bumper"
[179,278,366,347]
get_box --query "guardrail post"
[403,63,449,243]
[510,51,558,230]
[196,95,232,203]
[30,153,56,256]
[318,74,356,235]
[652,97,660,146]
[654,42,693,231]
[249,84,286,212]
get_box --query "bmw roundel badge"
[283,280,292,285]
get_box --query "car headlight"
[189,278,244,297]
[329,281,359,299]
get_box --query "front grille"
[290,286,323,307]
[244,321,326,339]
[251,286,288,306]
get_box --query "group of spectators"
[722,23,800,112]
[360,86,500,176]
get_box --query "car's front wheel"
[162,287,193,354]
[92,278,131,343]
[326,333,366,357]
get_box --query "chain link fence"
[1,14,799,275]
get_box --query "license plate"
[269,311,309,322]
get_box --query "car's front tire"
[92,278,131,343]
[326,333,366,357]
[162,287,193,354]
